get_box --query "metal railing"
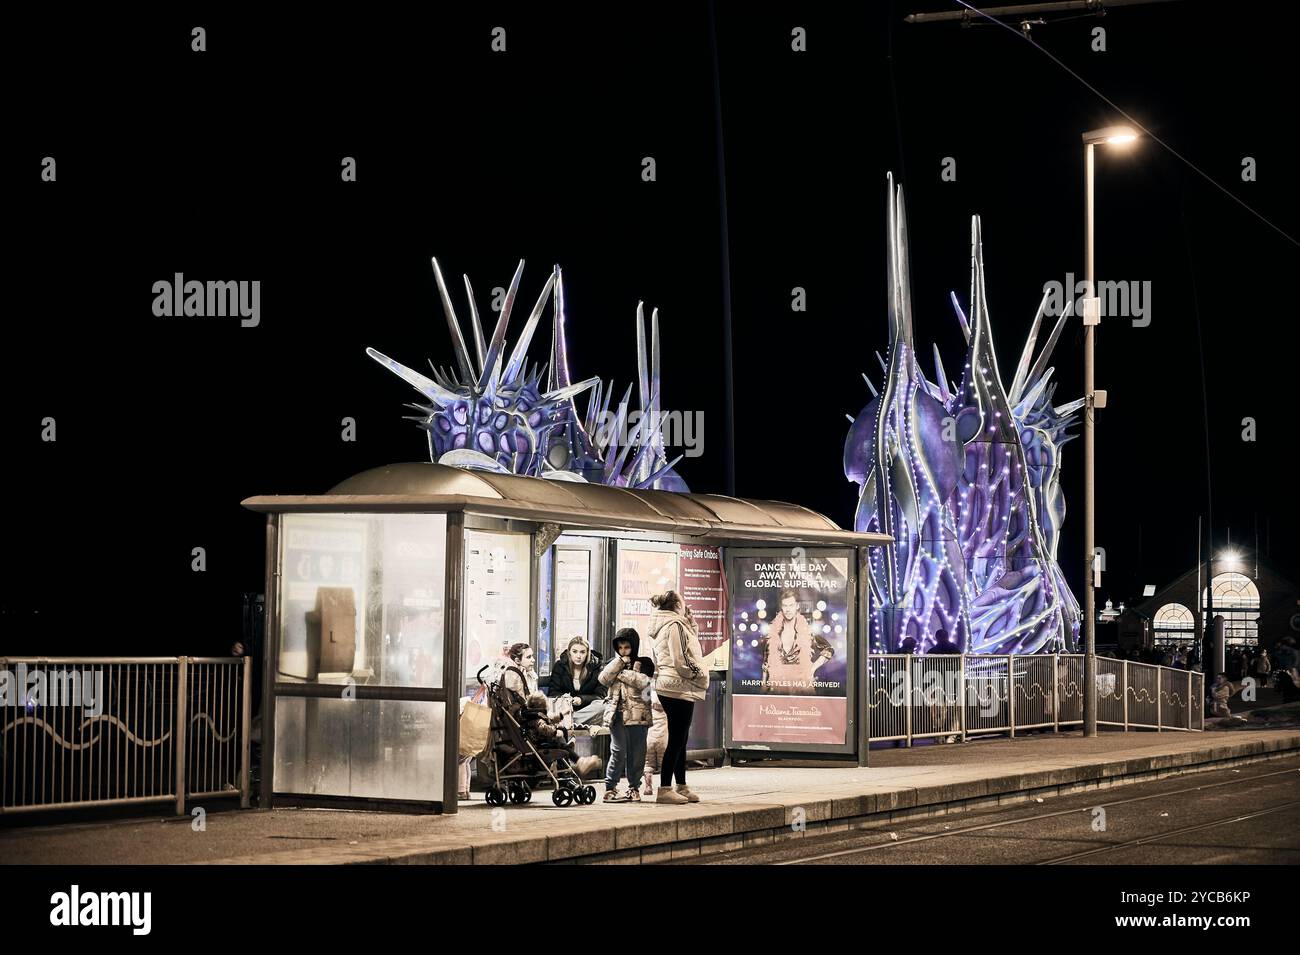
[4,652,1205,810]
[1,657,250,814]
[865,653,1204,746]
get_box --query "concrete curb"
[200,733,1300,865]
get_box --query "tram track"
[774,765,1299,865]
[1037,799,1300,865]
[663,761,1300,865]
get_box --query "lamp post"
[1081,124,1138,738]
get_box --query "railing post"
[239,656,252,808]
[1007,655,1015,739]
[1122,659,1129,731]
[175,657,188,816]
[958,654,967,742]
[1052,654,1060,733]
[1156,664,1163,732]
[904,658,913,747]
[1186,670,1193,731]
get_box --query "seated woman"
[501,643,574,747]
[501,642,540,702]
[543,635,607,728]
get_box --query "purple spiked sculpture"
[368,258,688,490]
[845,177,1081,654]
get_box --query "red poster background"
[730,695,847,746]
[678,545,725,658]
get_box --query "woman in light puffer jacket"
[647,591,708,804]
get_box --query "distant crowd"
[1100,643,1206,670]
[1098,637,1300,708]
[1102,639,1292,680]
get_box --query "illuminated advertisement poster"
[679,545,727,670]
[729,551,851,747]
[616,543,678,643]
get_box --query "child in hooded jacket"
[598,629,652,801]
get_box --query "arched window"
[1203,572,1260,646]
[1152,602,1195,646]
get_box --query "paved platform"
[4,729,1298,865]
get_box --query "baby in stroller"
[479,643,601,807]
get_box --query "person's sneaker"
[603,787,629,803]
[629,788,641,802]
[675,785,700,803]
[656,787,689,804]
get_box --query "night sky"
[8,2,1297,656]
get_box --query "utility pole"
[1079,125,1138,737]
[1082,138,1098,737]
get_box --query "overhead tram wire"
[916,1,1300,249]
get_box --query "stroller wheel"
[552,787,574,807]
[485,786,507,807]
[521,782,533,803]
[508,780,532,805]
[581,785,597,804]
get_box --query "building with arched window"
[1152,602,1196,646]
[1125,552,1299,654]
[1202,572,1261,646]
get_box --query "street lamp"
[1081,124,1139,738]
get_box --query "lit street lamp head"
[1083,125,1140,146]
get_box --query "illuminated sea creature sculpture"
[845,176,1080,654]
[368,259,687,490]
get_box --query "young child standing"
[598,629,652,802]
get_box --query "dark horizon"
[8,2,1297,656]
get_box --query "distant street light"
[1081,124,1140,739]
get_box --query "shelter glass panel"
[278,513,447,688]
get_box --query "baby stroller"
[476,664,598,807]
